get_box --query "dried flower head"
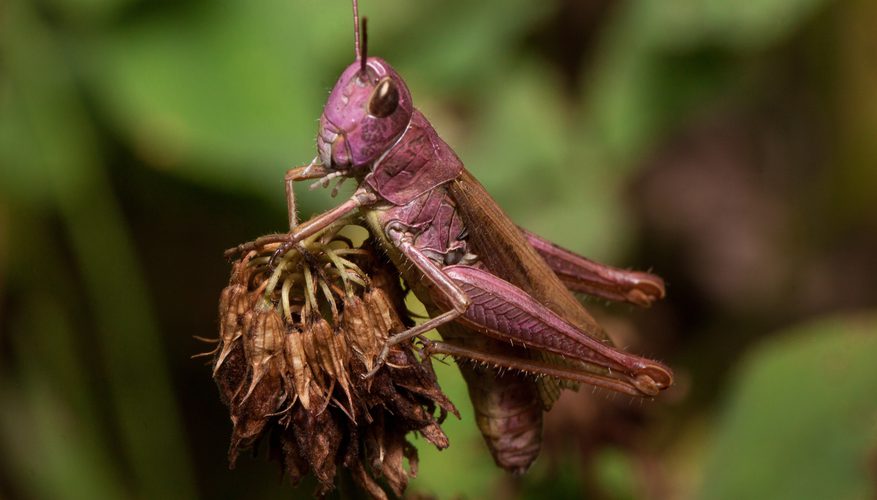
[208,225,457,499]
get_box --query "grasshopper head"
[318,56,413,171]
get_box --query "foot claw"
[268,241,293,270]
[361,344,390,379]
[416,338,434,359]
[361,365,381,379]
[631,362,673,395]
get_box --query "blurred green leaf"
[582,0,830,167]
[833,0,877,222]
[383,0,557,93]
[461,60,568,205]
[89,0,556,201]
[584,35,733,168]
[43,0,135,26]
[458,58,631,259]
[632,0,831,50]
[583,5,735,167]
[0,297,129,500]
[594,447,636,500]
[408,359,505,499]
[700,313,877,500]
[0,1,95,204]
[0,1,197,497]
[519,451,589,500]
[91,0,336,194]
[402,296,503,498]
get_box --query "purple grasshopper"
[229,1,673,473]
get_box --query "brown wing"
[448,169,614,407]
[448,169,611,341]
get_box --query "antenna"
[353,0,368,76]
[360,18,368,74]
[353,0,361,60]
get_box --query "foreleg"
[284,161,333,229]
[224,164,376,260]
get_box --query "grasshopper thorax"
[318,57,413,171]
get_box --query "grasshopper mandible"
[227,0,673,473]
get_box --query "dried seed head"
[209,225,457,498]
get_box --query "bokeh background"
[2,0,877,498]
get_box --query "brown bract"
[208,226,457,499]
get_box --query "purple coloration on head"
[318,57,413,170]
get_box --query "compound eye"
[368,77,399,118]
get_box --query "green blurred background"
[2,0,876,498]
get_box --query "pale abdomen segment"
[436,321,544,474]
[460,362,543,474]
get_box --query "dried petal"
[242,306,285,401]
[284,328,312,410]
[300,319,328,397]
[349,460,389,500]
[214,283,250,374]
[214,339,246,408]
[228,365,283,465]
[378,430,409,497]
[341,295,377,366]
[365,288,396,343]
[312,317,354,417]
[290,403,342,491]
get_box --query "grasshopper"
[227,1,672,473]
